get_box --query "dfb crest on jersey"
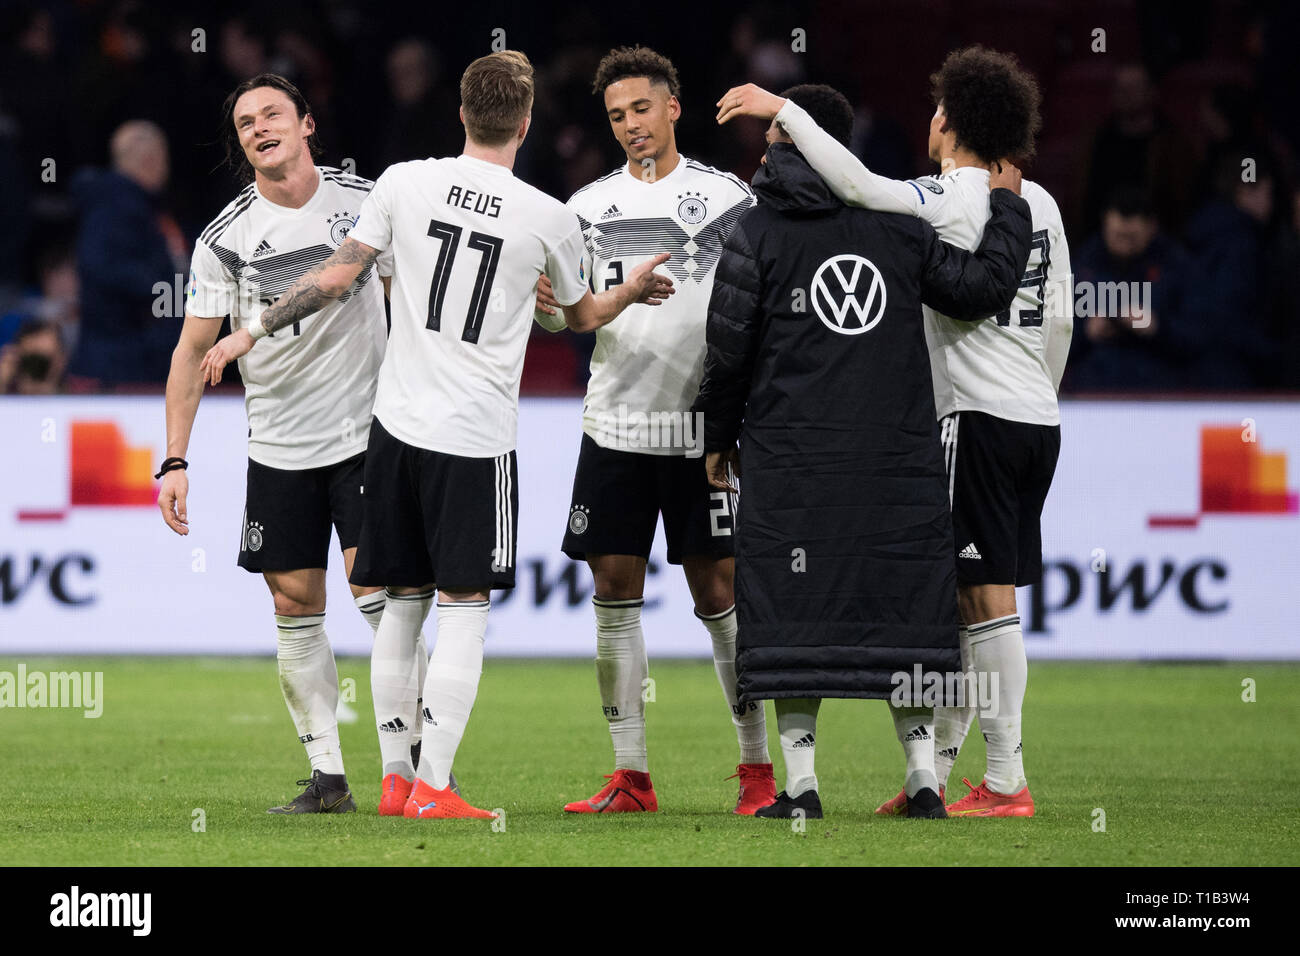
[810,254,887,335]
[677,192,708,224]
[327,211,356,247]
[568,504,590,535]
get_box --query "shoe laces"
[960,777,986,801]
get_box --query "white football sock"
[369,588,432,780]
[774,698,820,798]
[594,598,649,773]
[890,704,938,797]
[275,613,343,775]
[416,600,489,790]
[697,605,770,765]
[969,614,1028,795]
[934,625,974,791]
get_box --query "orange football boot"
[945,777,1034,817]
[403,778,498,819]
[378,773,414,816]
[874,786,944,816]
[563,769,658,813]
[729,763,777,815]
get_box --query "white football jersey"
[776,100,1073,426]
[569,158,755,454]
[187,166,391,469]
[349,155,590,457]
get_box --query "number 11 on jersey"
[425,217,504,344]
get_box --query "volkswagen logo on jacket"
[810,253,887,335]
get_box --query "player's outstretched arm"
[199,238,378,384]
[718,84,920,217]
[532,274,568,333]
[560,252,675,333]
[159,312,223,535]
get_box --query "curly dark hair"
[221,73,323,185]
[592,46,681,98]
[930,46,1041,164]
[780,84,854,147]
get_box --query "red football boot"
[945,777,1034,817]
[729,763,777,815]
[378,773,414,816]
[563,769,658,813]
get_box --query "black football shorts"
[561,433,735,565]
[941,410,1060,587]
[238,452,365,573]
[348,418,518,591]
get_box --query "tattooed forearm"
[258,238,379,335]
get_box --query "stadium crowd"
[1,0,1297,395]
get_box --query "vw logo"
[810,254,887,335]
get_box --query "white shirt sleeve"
[1042,219,1073,392]
[775,98,924,217]
[544,216,591,308]
[185,239,237,319]
[349,168,395,253]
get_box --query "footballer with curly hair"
[717,45,1073,818]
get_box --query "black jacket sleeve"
[918,187,1032,321]
[694,220,763,453]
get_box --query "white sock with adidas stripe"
[594,597,649,773]
[417,600,490,791]
[934,625,974,791]
[370,588,432,780]
[969,614,1028,795]
[774,698,820,798]
[890,705,938,797]
[275,612,344,775]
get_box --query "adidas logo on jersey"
[904,725,931,741]
[959,542,983,560]
[251,239,276,258]
[792,733,816,749]
[379,717,408,733]
[600,204,622,220]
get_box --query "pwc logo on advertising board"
[4,421,158,608]
[1028,424,1297,633]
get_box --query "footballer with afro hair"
[929,45,1042,166]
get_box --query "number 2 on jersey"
[425,218,503,344]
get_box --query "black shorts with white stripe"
[941,410,1060,588]
[348,418,518,591]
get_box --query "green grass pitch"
[2,657,1297,866]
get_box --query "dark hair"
[1102,186,1155,219]
[221,73,322,184]
[592,46,681,99]
[930,46,1041,164]
[780,83,853,147]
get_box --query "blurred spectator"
[378,38,462,167]
[0,318,67,395]
[0,243,80,352]
[69,120,187,387]
[1180,155,1284,389]
[1082,64,1195,234]
[1068,189,1193,391]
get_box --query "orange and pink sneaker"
[945,777,1034,817]
[563,769,658,813]
[874,786,945,816]
[378,773,414,816]
[403,778,497,820]
[729,763,777,815]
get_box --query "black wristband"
[154,457,188,479]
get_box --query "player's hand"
[628,252,676,306]
[200,328,254,385]
[705,448,740,493]
[716,83,787,125]
[989,159,1022,195]
[535,274,560,315]
[158,469,190,535]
